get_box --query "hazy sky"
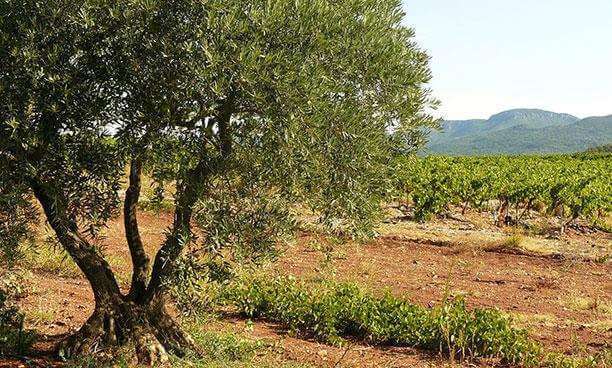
[402,0,612,120]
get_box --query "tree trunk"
[29,180,121,303]
[23,101,239,362]
[29,179,196,364]
[495,198,509,227]
[560,212,579,235]
[461,201,469,215]
[57,296,195,365]
[124,158,150,303]
[144,163,204,303]
[145,99,234,303]
[518,199,533,221]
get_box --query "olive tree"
[1,0,437,363]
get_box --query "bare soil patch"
[3,209,610,367]
[278,232,611,355]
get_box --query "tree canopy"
[1,0,437,363]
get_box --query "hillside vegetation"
[584,144,612,154]
[428,109,612,155]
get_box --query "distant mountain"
[584,143,612,154]
[427,109,612,155]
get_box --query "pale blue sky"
[402,0,612,120]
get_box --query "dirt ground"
[2,209,611,367]
[278,232,611,354]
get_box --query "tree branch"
[143,159,210,303]
[124,158,150,302]
[218,91,236,158]
[144,93,236,303]
[29,179,121,303]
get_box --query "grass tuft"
[503,233,525,248]
[22,241,82,278]
[170,329,312,368]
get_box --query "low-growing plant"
[496,233,526,251]
[0,288,35,357]
[65,356,131,368]
[189,331,266,362]
[0,270,31,300]
[221,274,610,367]
[542,350,612,368]
[169,329,313,368]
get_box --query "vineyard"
[394,153,612,228]
[1,1,611,366]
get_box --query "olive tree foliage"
[1,0,437,362]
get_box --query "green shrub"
[222,274,609,367]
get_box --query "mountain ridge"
[427,109,611,155]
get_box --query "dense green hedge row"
[221,274,610,367]
[393,154,612,223]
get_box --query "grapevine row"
[393,153,612,228]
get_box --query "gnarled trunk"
[29,177,196,364]
[57,296,195,365]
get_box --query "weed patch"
[170,329,312,368]
[22,241,81,278]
